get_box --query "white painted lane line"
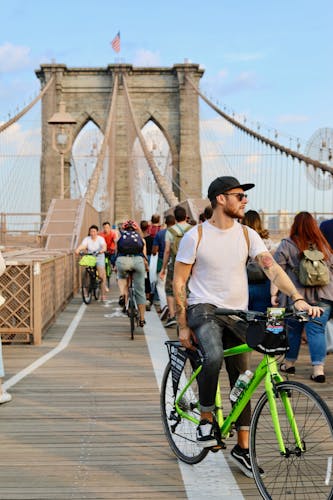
[144,308,244,500]
[3,303,87,391]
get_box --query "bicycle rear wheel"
[128,287,135,340]
[250,381,333,499]
[81,269,92,304]
[160,360,209,464]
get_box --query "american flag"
[111,32,121,53]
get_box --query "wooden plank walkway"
[0,279,332,500]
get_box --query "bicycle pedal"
[210,442,226,452]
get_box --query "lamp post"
[48,102,76,199]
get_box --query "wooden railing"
[0,251,79,345]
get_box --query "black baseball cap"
[208,176,255,201]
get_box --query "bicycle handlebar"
[79,251,100,256]
[215,307,319,324]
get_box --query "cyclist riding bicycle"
[75,224,107,301]
[100,221,118,267]
[173,175,322,478]
[116,220,148,327]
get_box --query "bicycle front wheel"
[160,360,208,464]
[93,274,101,301]
[81,269,92,304]
[250,381,333,499]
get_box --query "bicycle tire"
[250,380,333,499]
[128,287,135,340]
[81,269,92,304]
[160,360,209,464]
[93,273,101,301]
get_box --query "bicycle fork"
[265,360,304,456]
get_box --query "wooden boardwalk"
[1,280,332,500]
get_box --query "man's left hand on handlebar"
[293,299,323,318]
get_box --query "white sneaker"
[0,391,12,404]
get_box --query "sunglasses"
[223,192,248,201]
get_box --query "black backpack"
[117,229,144,255]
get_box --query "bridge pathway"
[1,279,332,500]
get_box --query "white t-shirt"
[81,235,106,254]
[176,220,268,310]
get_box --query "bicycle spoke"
[250,381,333,499]
[160,360,208,464]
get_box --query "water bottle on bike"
[230,370,253,402]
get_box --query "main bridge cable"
[122,73,179,207]
[84,74,119,205]
[186,75,333,177]
[0,76,55,134]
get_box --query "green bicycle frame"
[174,343,304,455]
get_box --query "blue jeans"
[116,255,146,305]
[187,303,251,430]
[286,302,331,365]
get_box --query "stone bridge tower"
[36,63,204,221]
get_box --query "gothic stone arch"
[36,63,204,220]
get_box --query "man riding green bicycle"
[173,175,322,478]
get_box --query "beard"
[223,204,246,219]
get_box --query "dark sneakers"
[196,419,218,448]
[165,316,177,328]
[230,444,264,478]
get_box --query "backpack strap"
[190,224,203,271]
[242,225,250,254]
[168,227,178,238]
[196,224,203,253]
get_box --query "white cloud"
[133,49,161,67]
[277,114,309,124]
[0,42,31,73]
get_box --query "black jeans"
[187,303,251,430]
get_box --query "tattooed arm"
[173,260,196,349]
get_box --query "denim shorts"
[116,255,146,305]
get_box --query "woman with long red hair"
[273,211,333,382]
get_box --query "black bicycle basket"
[246,319,289,355]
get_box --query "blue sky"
[1,0,332,143]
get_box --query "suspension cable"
[0,76,55,134]
[122,73,179,207]
[186,75,333,176]
[84,74,118,204]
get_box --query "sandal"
[139,319,146,327]
[280,363,296,374]
[310,374,326,383]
